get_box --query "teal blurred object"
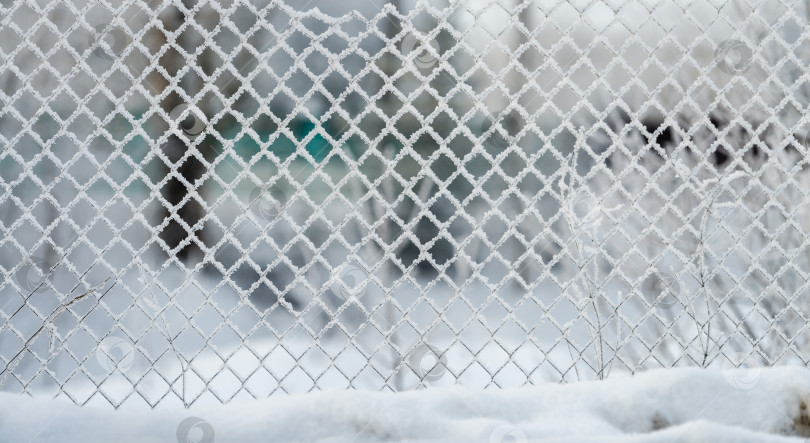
[294,118,331,162]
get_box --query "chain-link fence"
[2,0,810,408]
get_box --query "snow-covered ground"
[4,366,810,442]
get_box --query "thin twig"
[603,294,623,378]
[563,130,606,380]
[0,278,111,389]
[138,263,189,409]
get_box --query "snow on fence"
[1,0,810,408]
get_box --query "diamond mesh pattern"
[2,0,810,408]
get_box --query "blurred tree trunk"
[158,3,215,266]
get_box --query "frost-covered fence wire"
[2,0,810,408]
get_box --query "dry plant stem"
[0,278,112,389]
[697,197,713,366]
[352,149,435,391]
[564,132,606,380]
[670,159,717,367]
[603,301,622,378]
[573,135,605,380]
[564,333,582,382]
[139,264,189,408]
[564,183,600,376]
[566,203,601,376]
[588,226,608,380]
[683,278,708,364]
[574,234,604,379]
[695,180,733,366]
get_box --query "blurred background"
[2,0,810,408]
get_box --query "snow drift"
[3,366,810,442]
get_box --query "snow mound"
[3,367,810,442]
